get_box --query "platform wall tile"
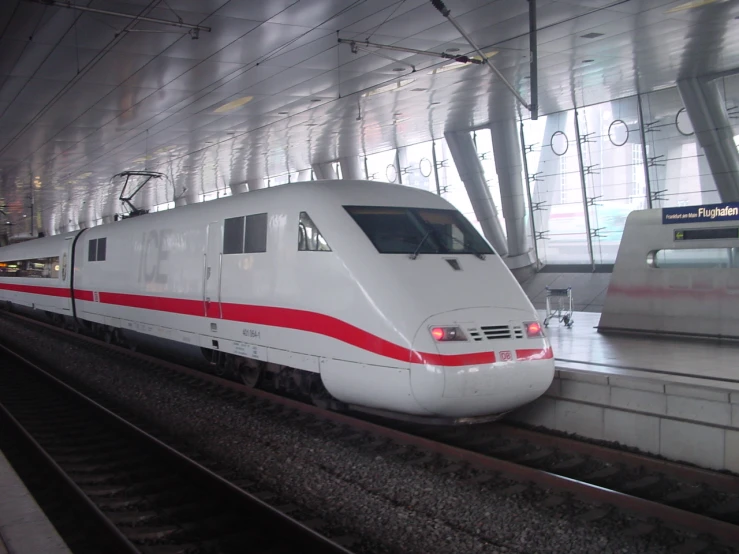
[555,400,604,439]
[610,387,667,415]
[726,430,739,474]
[732,405,739,428]
[556,369,610,385]
[731,392,739,405]
[545,378,561,397]
[559,380,609,404]
[664,384,730,403]
[660,419,725,470]
[666,396,732,426]
[0,520,70,554]
[603,408,660,455]
[608,375,665,393]
[509,397,556,427]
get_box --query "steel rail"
[0,341,356,554]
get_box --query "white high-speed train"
[0,180,554,424]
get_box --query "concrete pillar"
[248,179,266,190]
[297,169,312,182]
[340,156,365,180]
[230,181,248,195]
[489,118,536,268]
[677,77,739,202]
[444,130,509,256]
[311,162,337,180]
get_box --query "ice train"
[0,180,554,424]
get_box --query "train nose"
[409,308,555,419]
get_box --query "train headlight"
[430,326,467,341]
[525,321,544,338]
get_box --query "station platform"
[0,450,71,554]
[508,311,739,473]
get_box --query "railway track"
[0,342,358,554]
[2,310,739,553]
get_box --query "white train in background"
[0,180,554,424]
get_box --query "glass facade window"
[398,141,437,193]
[578,97,645,263]
[523,111,591,264]
[471,129,506,239]
[640,87,719,208]
[366,149,398,183]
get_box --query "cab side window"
[298,212,331,251]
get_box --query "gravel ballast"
[0,315,704,554]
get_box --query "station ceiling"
[1,0,738,233]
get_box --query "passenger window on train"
[298,212,331,252]
[223,216,245,254]
[0,257,60,278]
[244,213,267,253]
[224,213,267,254]
[88,238,107,262]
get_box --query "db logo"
[499,350,513,362]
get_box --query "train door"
[204,222,222,318]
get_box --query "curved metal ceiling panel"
[0,0,737,235]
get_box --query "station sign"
[662,202,739,224]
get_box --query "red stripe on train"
[1,282,504,367]
[0,283,71,298]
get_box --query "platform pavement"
[0,450,71,554]
[507,311,739,473]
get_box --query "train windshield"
[344,206,494,256]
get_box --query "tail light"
[429,326,467,341]
[525,321,544,338]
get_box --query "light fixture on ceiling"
[277,111,289,115]
[362,78,416,97]
[310,99,322,102]
[392,67,404,71]
[430,101,441,105]
[582,59,594,64]
[666,0,722,13]
[427,50,497,75]
[214,96,253,114]
[446,47,460,52]
[411,87,428,92]
[580,32,604,39]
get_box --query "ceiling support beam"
[677,76,739,202]
[444,130,509,257]
[339,156,365,180]
[27,0,211,35]
[311,163,337,181]
[489,117,536,269]
[429,0,532,115]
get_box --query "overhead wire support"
[337,38,483,65]
[27,0,211,34]
[528,0,538,120]
[428,0,534,115]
